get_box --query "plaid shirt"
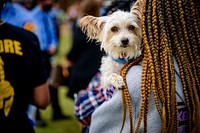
[74,72,106,126]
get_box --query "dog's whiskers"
[119,52,126,58]
[123,53,126,58]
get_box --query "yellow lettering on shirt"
[0,39,23,56]
[0,57,14,117]
[0,40,3,53]
[0,56,4,81]
[4,39,14,53]
[14,41,22,56]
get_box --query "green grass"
[35,87,81,133]
[35,24,81,133]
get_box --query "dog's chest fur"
[100,56,127,90]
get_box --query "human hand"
[61,58,73,77]
[48,45,57,55]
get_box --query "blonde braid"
[152,0,165,106]
[133,1,149,132]
[164,0,180,131]
[156,0,175,131]
[170,1,192,128]
[120,54,144,133]
[184,0,200,90]
[178,0,197,105]
[186,0,200,131]
[120,0,199,132]
[189,0,200,46]
[183,0,200,118]
[143,62,151,133]
[177,0,198,131]
[146,0,163,119]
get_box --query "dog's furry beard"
[79,0,143,96]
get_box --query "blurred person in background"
[14,0,36,10]
[61,0,103,100]
[47,0,70,121]
[1,0,38,34]
[65,0,83,28]
[101,0,134,15]
[31,0,69,127]
[48,0,66,51]
[0,0,42,126]
[0,0,50,132]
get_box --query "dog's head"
[80,0,143,60]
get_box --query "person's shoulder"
[13,3,27,11]
[127,64,142,74]
[126,64,142,90]
[6,23,34,34]
[31,6,41,15]
[4,23,39,43]
[12,3,37,31]
[13,3,31,17]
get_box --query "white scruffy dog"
[79,1,142,93]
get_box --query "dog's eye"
[111,26,118,32]
[128,25,135,31]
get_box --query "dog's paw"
[108,73,125,89]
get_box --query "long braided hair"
[121,0,200,132]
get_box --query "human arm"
[28,32,51,109]
[31,82,50,109]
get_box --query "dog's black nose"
[121,38,129,46]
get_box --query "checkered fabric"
[74,72,106,125]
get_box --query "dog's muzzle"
[121,38,129,47]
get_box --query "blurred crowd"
[1,0,199,133]
[0,0,126,131]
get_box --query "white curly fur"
[79,1,142,93]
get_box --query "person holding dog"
[31,0,70,126]
[86,0,200,133]
[0,0,50,132]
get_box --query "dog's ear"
[130,0,144,22]
[79,15,106,41]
